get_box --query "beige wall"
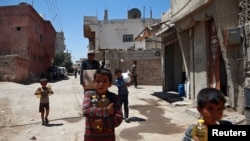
[95,50,162,85]
[167,0,244,112]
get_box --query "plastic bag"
[122,70,132,83]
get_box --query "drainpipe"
[27,47,30,82]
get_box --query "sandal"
[45,118,49,124]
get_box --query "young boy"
[182,87,232,141]
[82,68,123,141]
[34,78,54,125]
[114,68,130,122]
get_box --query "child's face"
[115,72,122,78]
[40,81,47,88]
[94,74,112,94]
[197,101,225,125]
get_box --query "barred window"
[123,34,133,42]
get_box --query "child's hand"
[107,103,114,115]
[89,118,103,131]
[193,136,199,141]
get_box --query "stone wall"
[0,55,28,83]
[100,50,162,85]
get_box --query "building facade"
[157,0,248,113]
[84,8,163,85]
[0,3,56,82]
[55,32,66,53]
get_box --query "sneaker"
[45,118,49,124]
[125,118,130,123]
[124,118,130,123]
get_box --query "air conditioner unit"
[225,27,241,45]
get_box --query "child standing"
[182,87,232,141]
[82,68,123,141]
[114,68,130,122]
[34,78,54,125]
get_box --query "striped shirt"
[82,90,123,141]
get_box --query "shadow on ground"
[44,123,63,127]
[126,116,146,122]
[152,91,184,103]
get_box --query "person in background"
[82,68,123,141]
[131,60,138,88]
[74,68,77,78]
[182,87,232,141]
[80,50,100,89]
[34,78,54,125]
[100,60,105,69]
[114,68,130,122]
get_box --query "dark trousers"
[118,94,129,118]
[132,75,138,87]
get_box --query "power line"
[44,0,63,31]
[54,0,64,31]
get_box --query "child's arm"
[102,96,123,130]
[82,91,123,130]
[34,88,41,95]
[47,85,54,94]
[115,80,127,89]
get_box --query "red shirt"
[82,90,123,141]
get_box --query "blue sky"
[0,0,170,62]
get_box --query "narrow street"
[0,75,244,141]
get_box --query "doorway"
[164,42,183,91]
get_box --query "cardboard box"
[83,70,96,90]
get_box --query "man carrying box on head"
[80,50,100,92]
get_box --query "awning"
[155,23,175,37]
[135,21,172,42]
[134,20,173,42]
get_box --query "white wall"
[87,18,160,50]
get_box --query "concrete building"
[135,0,250,113]
[0,3,56,82]
[154,0,248,113]
[84,8,163,85]
[55,32,66,53]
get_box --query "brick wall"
[0,55,28,82]
[0,4,56,82]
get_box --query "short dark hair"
[114,68,122,73]
[94,68,112,82]
[197,88,226,109]
[87,53,95,56]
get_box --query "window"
[16,27,21,31]
[40,34,43,43]
[123,34,133,42]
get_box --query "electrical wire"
[45,0,63,31]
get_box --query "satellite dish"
[128,8,141,19]
[19,2,29,5]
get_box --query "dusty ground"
[0,98,21,141]
[0,76,245,141]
